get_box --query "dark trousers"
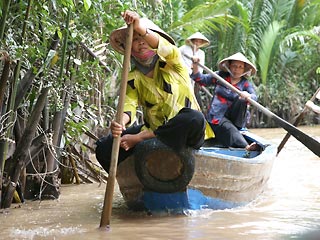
[95,108,206,173]
[211,98,249,148]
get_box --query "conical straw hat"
[185,32,210,48]
[110,18,175,54]
[218,52,257,76]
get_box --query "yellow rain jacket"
[124,34,214,140]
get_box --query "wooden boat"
[116,130,277,214]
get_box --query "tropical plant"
[0,0,319,209]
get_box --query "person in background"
[179,32,210,76]
[191,52,258,151]
[95,10,214,173]
[179,32,210,112]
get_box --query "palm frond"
[281,26,320,49]
[304,0,320,26]
[247,0,274,56]
[274,0,296,25]
[258,20,283,85]
[168,0,238,41]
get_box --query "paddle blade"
[272,114,320,157]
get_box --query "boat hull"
[116,133,277,213]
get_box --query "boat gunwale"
[194,144,277,164]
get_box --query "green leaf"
[258,21,283,85]
[83,0,92,11]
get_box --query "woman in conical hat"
[185,32,210,48]
[190,52,259,151]
[179,32,210,113]
[218,52,257,78]
[96,10,214,173]
[179,31,210,75]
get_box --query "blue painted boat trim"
[143,188,246,213]
[198,147,261,158]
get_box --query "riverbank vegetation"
[0,0,319,209]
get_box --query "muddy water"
[1,126,320,240]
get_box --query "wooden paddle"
[183,53,320,157]
[99,23,133,229]
[277,87,320,155]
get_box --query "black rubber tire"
[134,138,195,193]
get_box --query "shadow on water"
[1,125,320,240]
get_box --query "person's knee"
[185,109,206,148]
[190,109,206,130]
[180,108,205,124]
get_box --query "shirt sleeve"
[190,71,217,86]
[179,45,193,71]
[199,50,205,73]
[244,80,257,101]
[157,35,183,69]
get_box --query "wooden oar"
[277,87,320,155]
[99,24,133,229]
[183,53,320,157]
